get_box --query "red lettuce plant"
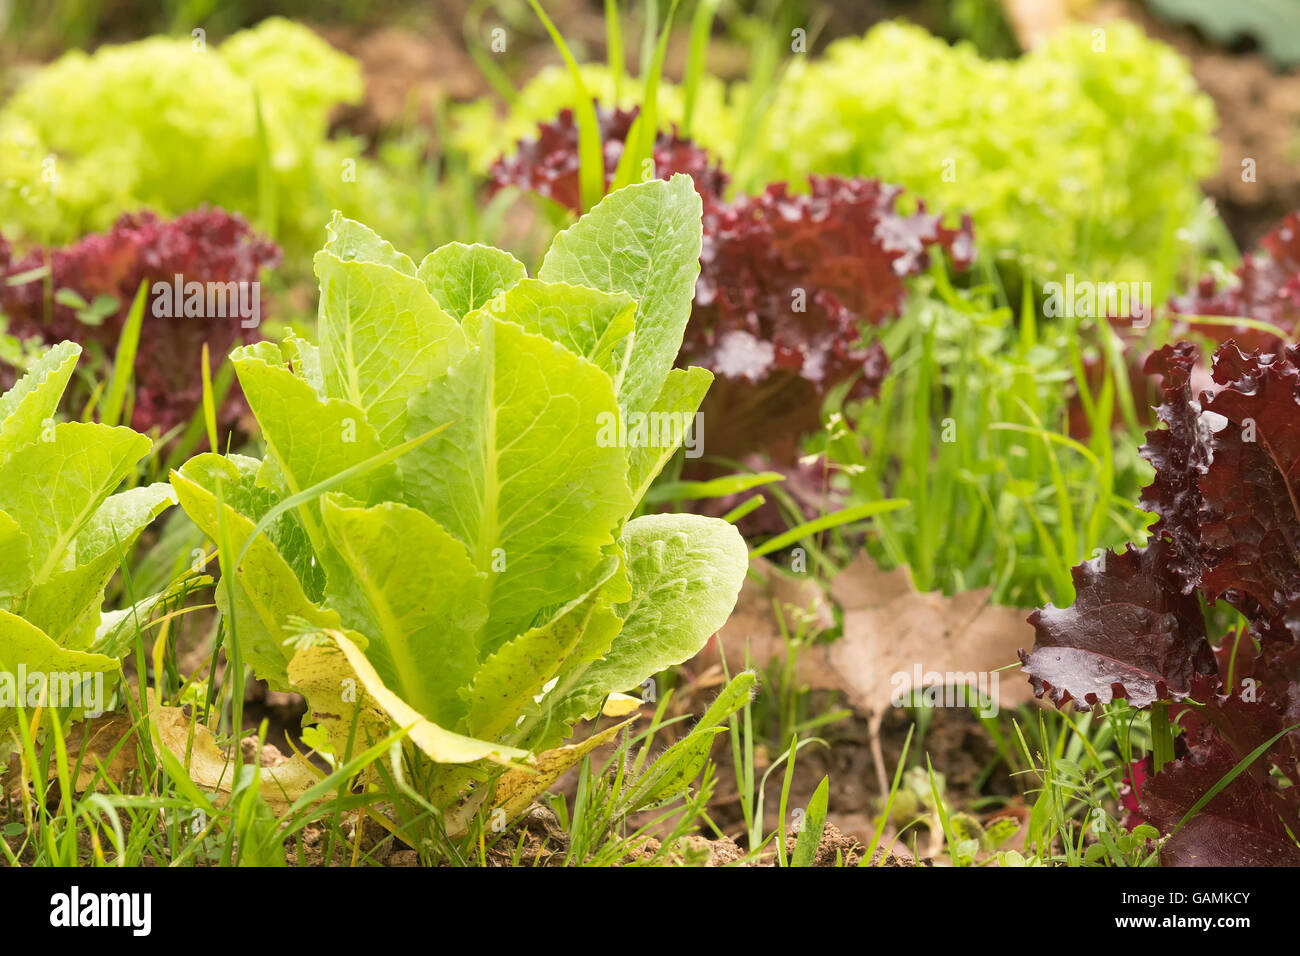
[0,208,280,435]
[488,105,728,213]
[1169,211,1300,354]
[689,176,973,462]
[1023,339,1300,866]
[1070,210,1300,442]
[491,107,974,464]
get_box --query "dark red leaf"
[1197,343,1300,618]
[1168,211,1300,352]
[1034,338,1300,863]
[1022,544,1216,709]
[0,208,279,436]
[1141,679,1300,866]
[1138,342,1215,593]
[686,177,971,462]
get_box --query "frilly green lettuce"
[485,21,1217,292]
[0,18,374,257]
[753,21,1218,289]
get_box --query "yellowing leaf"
[491,716,637,825]
[601,692,642,717]
[288,630,527,766]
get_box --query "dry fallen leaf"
[2,703,321,811]
[151,705,322,810]
[717,553,1035,793]
[704,555,835,673]
[3,712,140,800]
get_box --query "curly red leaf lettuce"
[488,104,728,213]
[1024,339,1300,865]
[1168,211,1300,353]
[1022,543,1217,709]
[1142,677,1300,866]
[0,208,280,435]
[1072,211,1300,443]
[689,177,973,411]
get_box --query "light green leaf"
[23,482,176,650]
[170,465,339,691]
[0,422,152,590]
[75,482,177,564]
[404,315,633,651]
[180,450,322,600]
[314,240,467,448]
[0,341,80,463]
[23,549,131,653]
[233,347,388,495]
[320,211,416,275]
[539,176,703,417]
[0,510,30,604]
[283,334,325,396]
[418,242,527,320]
[320,496,484,728]
[626,366,712,503]
[233,350,390,548]
[0,608,119,744]
[462,560,623,743]
[473,278,635,385]
[557,513,747,722]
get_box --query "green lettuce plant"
[0,341,175,746]
[0,18,405,259]
[169,176,748,826]
[752,21,1218,292]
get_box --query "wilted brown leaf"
[826,553,1034,715]
[152,705,322,810]
[3,712,140,800]
[717,553,1035,793]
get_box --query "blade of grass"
[643,470,784,503]
[750,498,909,558]
[680,0,719,138]
[605,0,624,102]
[791,775,828,867]
[100,279,147,428]
[528,0,604,211]
[611,0,679,193]
[199,342,219,456]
